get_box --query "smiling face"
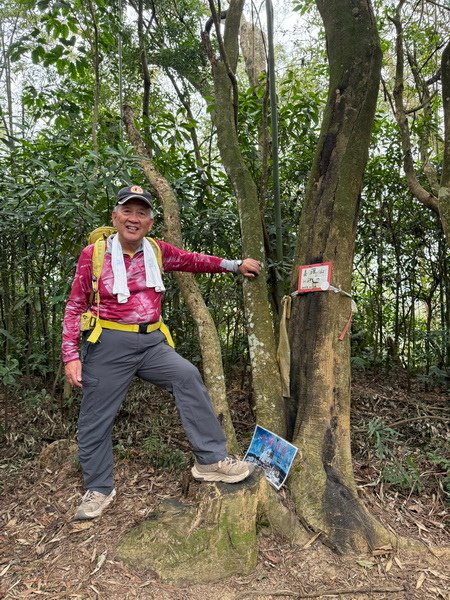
[111,198,154,253]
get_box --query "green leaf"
[31,46,45,64]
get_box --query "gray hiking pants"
[79,329,227,493]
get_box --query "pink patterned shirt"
[62,238,236,363]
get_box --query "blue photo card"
[244,425,298,490]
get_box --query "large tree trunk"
[123,105,239,453]
[288,0,393,553]
[203,0,285,436]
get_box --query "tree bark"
[203,0,285,436]
[123,104,239,453]
[239,16,266,88]
[288,0,393,553]
[137,0,153,153]
[439,38,450,243]
[239,15,282,319]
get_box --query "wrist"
[220,259,242,273]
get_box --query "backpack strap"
[92,238,107,302]
[90,234,162,283]
[88,226,115,245]
[86,237,107,343]
[147,237,163,271]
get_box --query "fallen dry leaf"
[356,559,376,569]
[263,552,280,564]
[69,522,94,533]
[427,569,449,581]
[416,571,426,589]
[429,587,446,598]
[372,544,393,555]
[90,550,107,575]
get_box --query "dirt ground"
[0,373,449,599]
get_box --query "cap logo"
[130,185,144,194]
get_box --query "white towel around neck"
[111,234,165,303]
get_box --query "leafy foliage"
[0,0,449,430]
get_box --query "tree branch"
[137,0,153,154]
[389,3,439,213]
[206,0,239,128]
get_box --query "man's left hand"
[238,258,261,278]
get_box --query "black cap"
[116,185,153,208]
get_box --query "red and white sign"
[297,262,333,293]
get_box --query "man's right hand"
[65,359,82,388]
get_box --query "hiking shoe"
[191,457,255,484]
[74,489,116,520]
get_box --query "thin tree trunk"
[0,246,11,363]
[123,104,239,453]
[137,0,152,151]
[390,2,439,214]
[0,25,14,146]
[239,15,282,319]
[87,0,100,155]
[203,0,285,436]
[22,234,32,381]
[439,39,450,243]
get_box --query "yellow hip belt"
[80,311,174,347]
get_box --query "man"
[63,184,261,520]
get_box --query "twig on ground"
[235,586,405,599]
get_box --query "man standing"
[63,185,260,520]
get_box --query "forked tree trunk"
[239,16,283,319]
[123,105,239,453]
[288,0,393,553]
[116,3,448,582]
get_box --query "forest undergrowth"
[0,368,448,599]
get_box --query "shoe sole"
[191,465,251,484]
[74,489,116,520]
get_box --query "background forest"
[0,1,449,593]
[1,3,448,383]
[1,0,449,494]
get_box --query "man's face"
[111,199,154,249]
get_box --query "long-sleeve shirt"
[62,237,238,364]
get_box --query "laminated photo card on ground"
[244,425,298,490]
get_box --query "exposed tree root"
[117,465,448,584]
[37,441,449,584]
[117,469,309,584]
